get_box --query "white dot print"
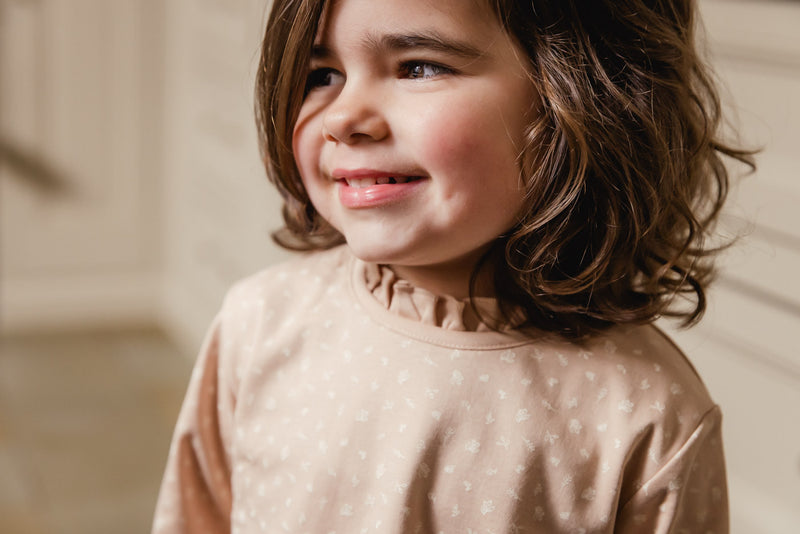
[618,399,635,413]
[450,370,464,386]
[568,419,583,434]
[515,409,531,423]
[153,247,729,534]
[465,440,481,454]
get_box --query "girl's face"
[293,0,535,296]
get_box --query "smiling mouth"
[342,176,424,188]
[334,171,426,208]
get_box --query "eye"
[399,61,452,80]
[304,67,344,94]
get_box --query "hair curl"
[256,0,755,338]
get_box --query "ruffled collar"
[362,262,513,332]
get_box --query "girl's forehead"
[315,0,501,47]
[325,0,491,15]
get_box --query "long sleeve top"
[152,245,728,533]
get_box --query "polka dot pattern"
[153,247,728,533]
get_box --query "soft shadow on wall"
[663,1,800,533]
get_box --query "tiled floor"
[0,328,193,534]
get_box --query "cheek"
[291,119,335,221]
[416,102,522,189]
[292,135,327,208]
[417,112,481,179]
[415,99,529,230]
[292,101,327,177]
[291,123,313,177]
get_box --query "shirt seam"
[617,404,722,511]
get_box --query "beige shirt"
[153,246,728,533]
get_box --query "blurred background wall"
[0,0,797,532]
[0,0,289,346]
[664,2,800,531]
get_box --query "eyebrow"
[373,32,484,59]
[311,31,485,61]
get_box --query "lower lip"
[337,179,426,209]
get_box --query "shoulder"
[224,245,351,306]
[562,324,718,429]
[564,325,720,476]
[581,324,714,413]
[511,324,713,411]
[501,326,721,501]
[508,324,719,461]
[215,246,352,350]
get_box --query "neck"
[388,254,495,300]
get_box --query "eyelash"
[304,67,343,94]
[398,61,453,80]
[304,60,454,94]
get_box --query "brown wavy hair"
[255,0,755,338]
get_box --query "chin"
[345,242,397,265]
[343,238,419,267]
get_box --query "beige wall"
[665,2,800,531]
[0,0,166,329]
[157,0,288,350]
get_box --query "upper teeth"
[345,176,415,188]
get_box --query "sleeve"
[614,405,728,533]
[152,316,234,534]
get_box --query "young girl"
[154,0,753,532]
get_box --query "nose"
[322,79,389,144]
